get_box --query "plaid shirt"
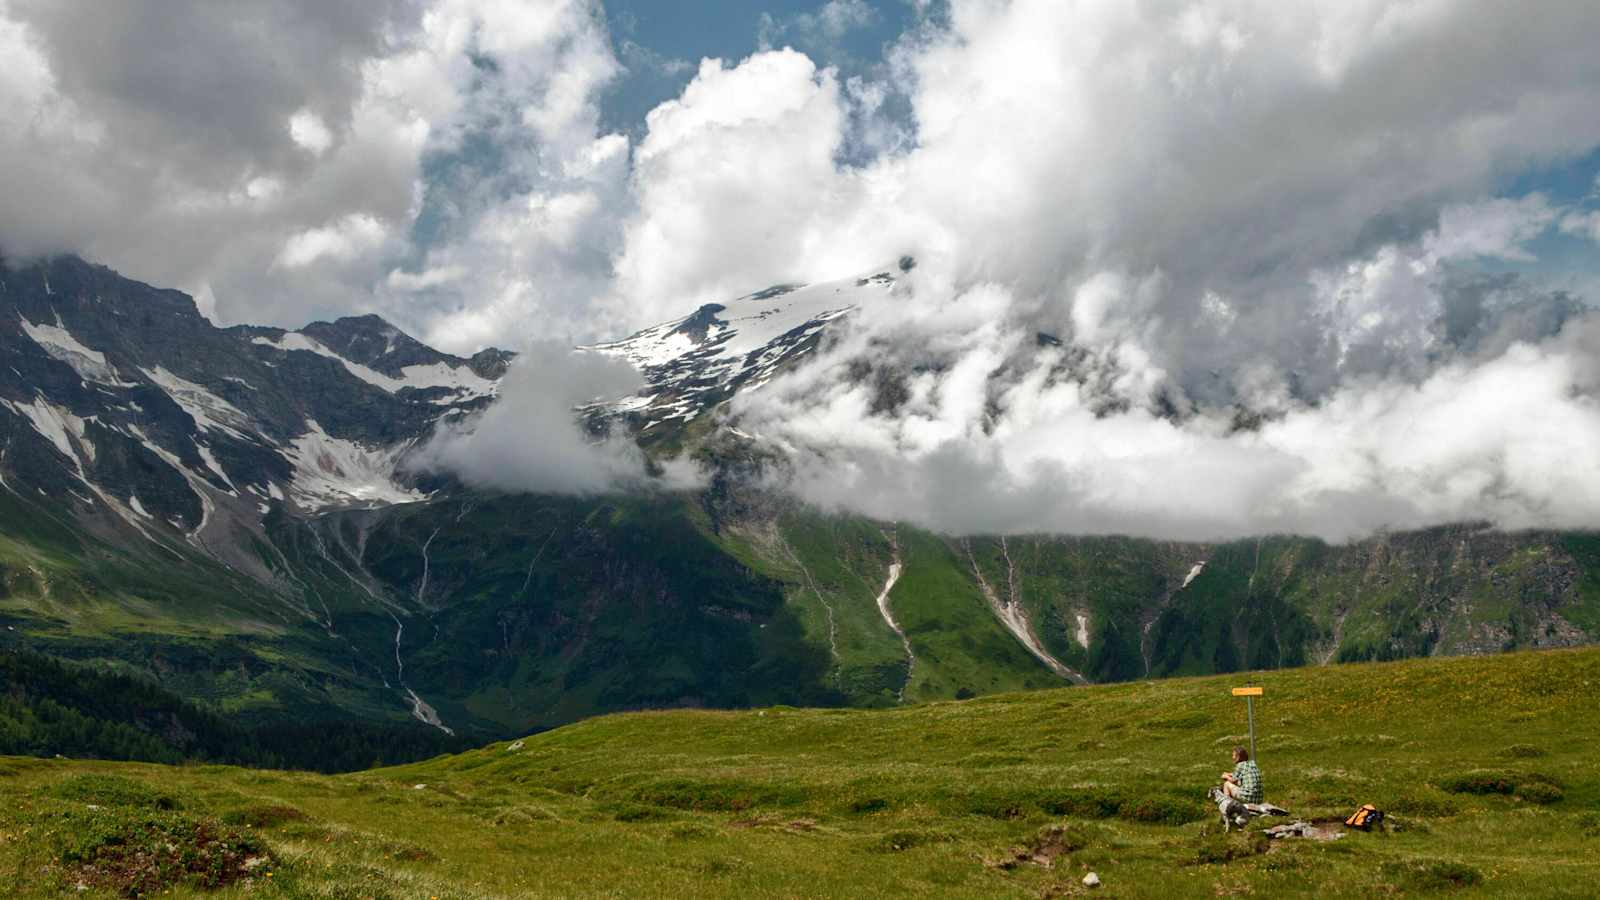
[1232,760,1263,803]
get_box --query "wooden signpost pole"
[1231,686,1263,762]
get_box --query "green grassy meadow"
[5,647,1600,897]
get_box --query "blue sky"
[599,0,925,135]
[7,1,1600,536]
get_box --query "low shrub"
[1029,823,1091,855]
[1577,812,1600,838]
[1384,860,1483,891]
[493,804,558,825]
[1038,788,1203,825]
[616,777,807,812]
[1438,772,1515,796]
[1041,788,1124,820]
[43,805,272,896]
[967,796,1031,820]
[1119,795,1204,825]
[667,822,717,841]
[1440,771,1563,804]
[1389,787,1462,818]
[1516,782,1564,805]
[1190,832,1268,865]
[222,803,309,829]
[603,802,675,823]
[46,774,181,810]
[1140,712,1210,731]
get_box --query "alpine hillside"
[2,254,1598,759]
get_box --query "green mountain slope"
[5,482,1600,741]
[4,647,1598,897]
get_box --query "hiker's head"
[1232,746,1249,763]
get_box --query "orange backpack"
[1345,804,1384,830]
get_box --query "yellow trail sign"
[1232,687,1263,763]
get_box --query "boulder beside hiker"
[1220,745,1262,804]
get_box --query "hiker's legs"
[1222,781,1241,800]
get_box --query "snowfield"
[582,268,903,423]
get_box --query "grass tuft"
[44,773,181,810]
[1190,831,1269,865]
[222,802,310,828]
[1384,859,1484,891]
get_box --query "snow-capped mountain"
[4,254,1597,744]
[582,260,911,432]
[0,255,505,561]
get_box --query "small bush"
[604,802,675,823]
[1037,788,1202,825]
[223,803,309,829]
[848,797,889,814]
[45,806,272,896]
[1390,787,1462,818]
[1042,788,1124,820]
[1119,796,1204,825]
[1141,712,1210,731]
[493,804,557,825]
[1384,860,1483,891]
[1190,832,1268,865]
[46,774,181,810]
[617,777,806,812]
[1438,772,1515,796]
[1502,744,1546,759]
[968,797,1030,820]
[667,822,717,841]
[1516,782,1564,805]
[1577,812,1600,838]
[1030,823,1091,855]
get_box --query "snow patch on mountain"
[141,367,255,441]
[19,313,132,386]
[396,362,498,404]
[251,332,495,403]
[195,441,236,493]
[252,332,396,389]
[2,397,90,477]
[285,419,425,511]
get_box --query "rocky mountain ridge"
[0,254,1597,744]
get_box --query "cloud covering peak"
[5,0,1600,539]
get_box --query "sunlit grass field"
[4,647,1599,897]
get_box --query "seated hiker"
[1220,745,1263,804]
